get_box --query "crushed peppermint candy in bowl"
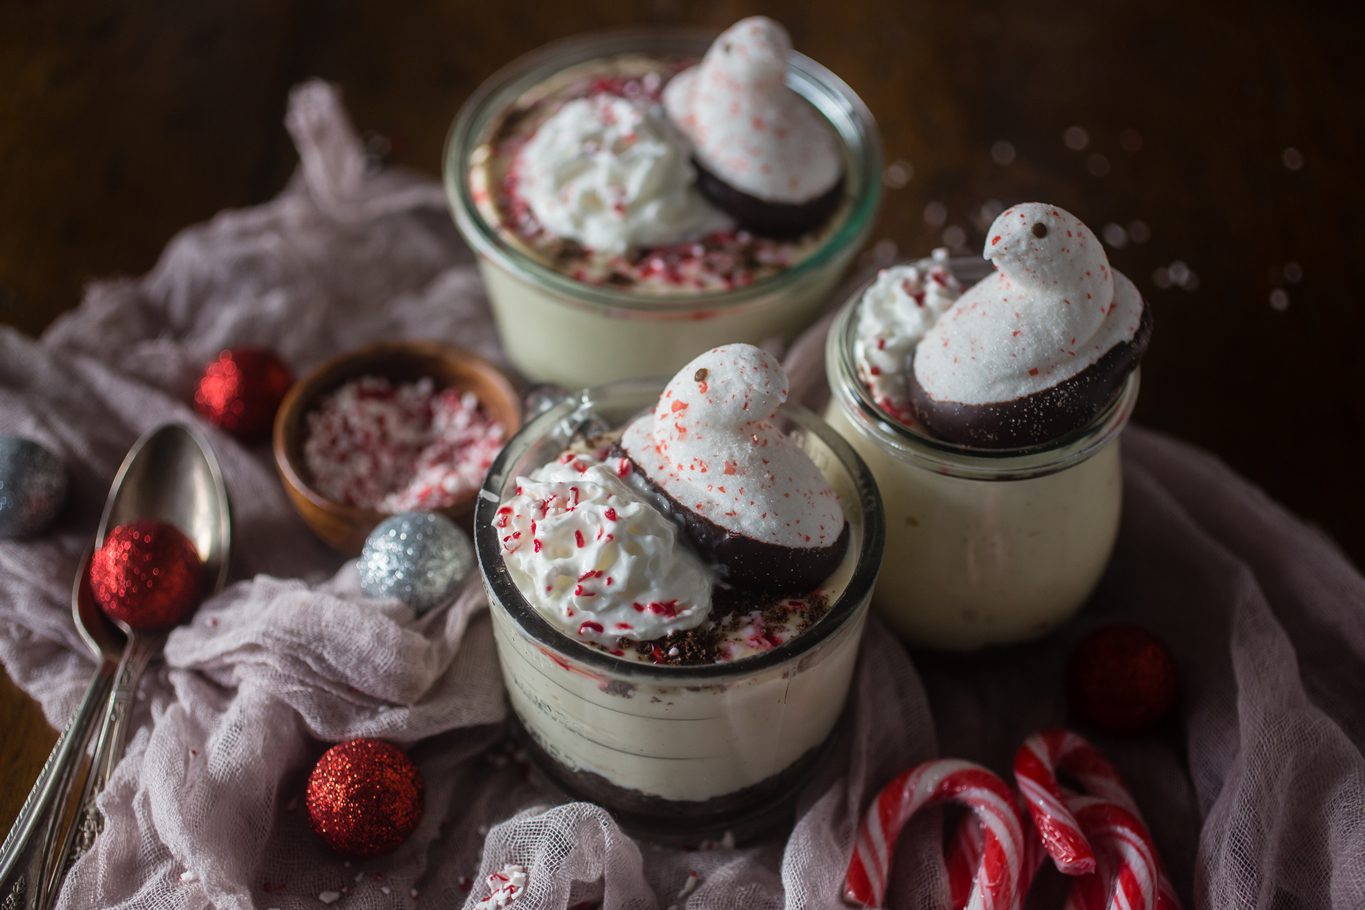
[273,340,521,554]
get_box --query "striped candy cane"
[947,794,1046,910]
[1062,796,1163,910]
[944,812,984,908]
[1015,730,1181,909]
[844,760,1024,910]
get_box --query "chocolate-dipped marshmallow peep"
[909,203,1152,448]
[664,17,845,237]
[621,344,849,592]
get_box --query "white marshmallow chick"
[664,17,842,204]
[913,202,1146,405]
[621,344,845,550]
[497,452,713,647]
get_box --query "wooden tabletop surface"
[2,1,1360,834]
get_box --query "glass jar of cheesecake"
[446,17,882,389]
[474,345,883,839]
[824,203,1150,651]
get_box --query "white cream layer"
[517,94,731,254]
[853,254,964,419]
[497,451,713,646]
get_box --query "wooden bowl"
[272,340,521,555]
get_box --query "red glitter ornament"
[1066,624,1179,735]
[90,519,204,631]
[194,347,294,440]
[306,738,424,858]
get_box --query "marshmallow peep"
[621,344,848,592]
[909,203,1151,448]
[664,17,845,237]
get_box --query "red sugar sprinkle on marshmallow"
[663,17,842,205]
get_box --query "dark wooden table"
[2,0,1360,835]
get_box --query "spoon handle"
[0,662,117,910]
[39,635,157,907]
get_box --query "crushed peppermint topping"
[302,375,504,512]
[474,864,529,910]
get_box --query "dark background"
[2,0,1361,828]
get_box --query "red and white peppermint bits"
[844,759,1024,910]
[302,376,504,513]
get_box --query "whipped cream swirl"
[497,450,712,646]
[853,253,963,420]
[913,202,1145,405]
[516,95,731,254]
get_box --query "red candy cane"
[844,759,1024,910]
[1014,729,1103,874]
[944,812,983,908]
[1015,730,1181,910]
[947,795,1046,910]
[1062,796,1163,910]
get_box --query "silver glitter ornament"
[0,436,68,538]
[357,512,472,613]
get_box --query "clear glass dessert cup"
[824,258,1138,651]
[445,29,882,389]
[473,379,884,842]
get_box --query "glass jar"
[824,260,1138,651]
[473,379,883,841]
[445,29,882,389]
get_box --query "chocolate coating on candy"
[619,444,850,593]
[909,304,1150,448]
[910,203,1151,448]
[693,161,845,238]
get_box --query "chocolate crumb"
[613,588,832,667]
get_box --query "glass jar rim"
[443,27,883,316]
[474,378,885,682]
[827,257,1141,481]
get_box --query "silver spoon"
[44,423,230,906]
[0,551,122,910]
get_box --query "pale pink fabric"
[1,82,1361,910]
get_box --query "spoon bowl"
[71,550,122,665]
[97,423,231,591]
